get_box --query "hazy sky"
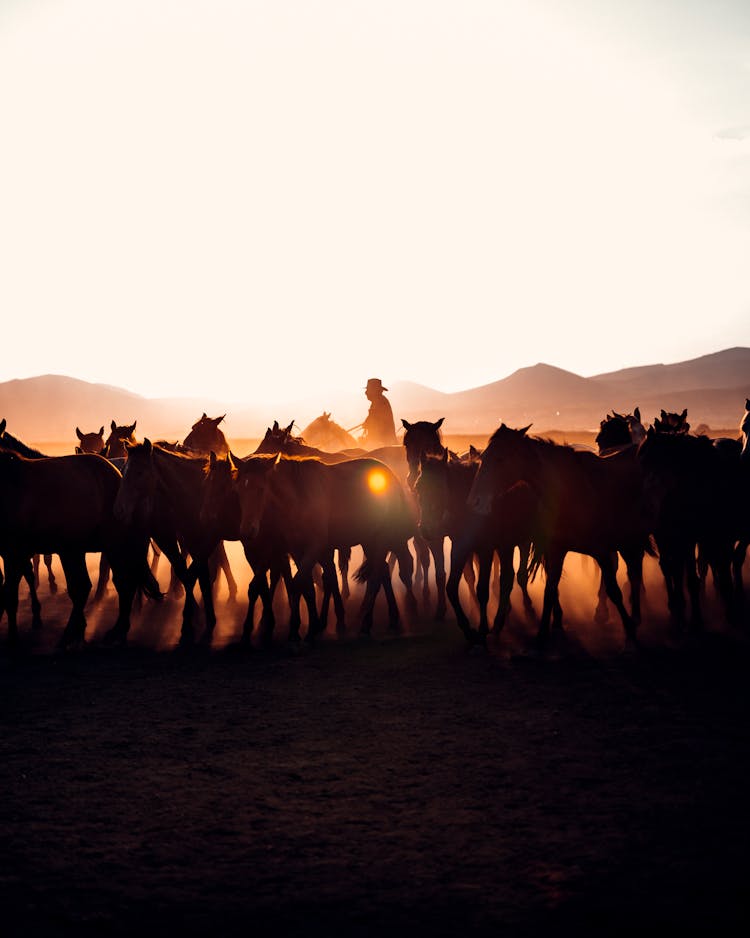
[1,0,748,406]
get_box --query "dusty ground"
[1,548,749,937]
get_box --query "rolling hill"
[0,347,748,444]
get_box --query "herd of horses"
[1,401,749,653]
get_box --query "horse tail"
[527,541,545,583]
[139,560,164,602]
[353,559,371,584]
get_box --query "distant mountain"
[1,347,748,444]
[388,347,750,434]
[0,375,267,444]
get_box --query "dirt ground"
[2,547,750,937]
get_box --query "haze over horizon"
[1,0,748,404]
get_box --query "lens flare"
[367,469,388,494]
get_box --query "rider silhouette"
[361,378,397,448]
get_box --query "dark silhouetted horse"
[113,441,232,645]
[653,408,690,435]
[0,441,160,647]
[0,419,57,598]
[75,426,106,455]
[637,427,739,629]
[468,424,648,648]
[183,413,229,458]
[212,453,417,641]
[414,451,535,643]
[103,420,138,461]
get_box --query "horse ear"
[0,418,5,435]
[111,420,117,431]
[76,427,84,440]
[401,419,413,431]
[202,412,207,420]
[433,417,445,431]
[519,424,532,436]
[142,438,152,454]
[746,399,750,410]
[98,426,104,437]
[660,409,667,419]
[272,420,279,431]
[680,408,688,419]
[130,421,137,434]
[214,414,226,426]
[209,451,217,469]
[75,445,82,454]
[634,407,640,422]
[284,420,294,435]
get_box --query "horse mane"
[0,425,47,458]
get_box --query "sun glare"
[367,469,389,494]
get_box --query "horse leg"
[594,552,616,625]
[216,541,238,602]
[94,553,110,601]
[44,554,57,594]
[446,541,476,641]
[338,545,351,601]
[22,558,43,630]
[196,558,218,644]
[320,551,346,635]
[492,545,515,635]
[516,542,533,609]
[380,557,402,634]
[428,536,447,620]
[58,551,92,649]
[1,559,26,645]
[596,552,637,644]
[357,553,386,636]
[538,550,565,650]
[394,543,418,621]
[32,553,40,590]
[732,540,747,612]
[413,535,431,611]
[685,542,703,631]
[621,548,644,626]
[462,555,478,609]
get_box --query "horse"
[414,451,536,643]
[75,426,106,455]
[103,420,138,461]
[0,419,58,597]
[468,424,648,649]
[0,445,160,647]
[300,413,360,452]
[113,440,233,645]
[212,453,417,642]
[183,413,230,458]
[653,408,690,435]
[637,427,739,630]
[592,409,648,623]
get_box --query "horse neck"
[0,431,46,459]
[152,448,207,501]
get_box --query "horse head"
[183,413,229,457]
[234,453,281,540]
[467,423,534,516]
[75,426,106,455]
[113,438,154,528]
[401,417,445,490]
[104,420,138,460]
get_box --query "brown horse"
[300,413,360,452]
[0,419,58,598]
[75,426,106,455]
[214,454,417,641]
[103,420,138,461]
[653,408,690,435]
[468,424,648,648]
[113,441,233,645]
[414,451,536,643]
[0,446,160,647]
[183,413,230,458]
[637,428,739,629]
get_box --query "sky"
[1,0,748,407]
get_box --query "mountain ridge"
[1,347,748,442]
